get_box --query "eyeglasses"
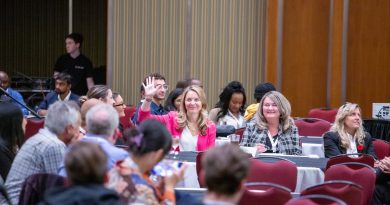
[114,103,125,107]
[155,84,169,90]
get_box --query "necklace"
[187,123,199,135]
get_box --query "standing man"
[54,33,94,96]
[3,101,81,205]
[37,72,80,116]
[0,70,29,116]
[132,72,169,125]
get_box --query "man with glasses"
[132,72,169,125]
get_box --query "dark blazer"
[38,91,80,110]
[323,131,377,159]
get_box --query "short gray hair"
[86,104,118,137]
[45,101,80,135]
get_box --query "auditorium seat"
[25,118,45,139]
[308,108,338,123]
[294,118,331,137]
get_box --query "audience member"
[58,104,128,176]
[0,102,26,180]
[240,91,301,155]
[77,98,102,140]
[53,33,94,96]
[39,141,122,205]
[37,73,80,116]
[202,144,250,205]
[175,78,203,89]
[139,77,216,151]
[3,101,81,205]
[79,84,115,106]
[132,73,169,125]
[244,82,275,121]
[113,92,127,145]
[373,156,390,204]
[164,88,184,111]
[324,103,377,158]
[209,81,246,129]
[108,119,186,205]
[0,71,29,116]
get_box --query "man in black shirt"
[54,33,94,96]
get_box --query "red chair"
[325,163,376,205]
[238,182,292,205]
[119,106,136,129]
[25,118,45,139]
[235,127,246,143]
[325,153,375,170]
[372,138,390,160]
[285,194,347,205]
[248,157,297,191]
[300,180,363,205]
[308,108,338,123]
[294,118,331,137]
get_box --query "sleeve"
[365,132,378,159]
[324,132,342,158]
[84,58,94,77]
[43,144,65,173]
[37,94,51,110]
[206,122,216,149]
[240,123,255,147]
[138,109,171,126]
[11,90,29,116]
[290,126,302,155]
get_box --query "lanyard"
[267,130,279,153]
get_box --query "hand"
[164,163,188,190]
[256,143,267,153]
[142,76,158,100]
[379,157,390,173]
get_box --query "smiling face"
[154,79,168,101]
[184,90,202,115]
[344,108,361,134]
[262,96,280,121]
[114,95,126,117]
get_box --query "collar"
[57,91,71,101]
[83,134,111,144]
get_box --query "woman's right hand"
[164,163,188,190]
[142,76,158,100]
[256,143,268,153]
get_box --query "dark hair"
[175,78,202,89]
[0,102,24,153]
[65,141,108,185]
[215,81,246,120]
[254,82,276,102]
[66,33,84,46]
[175,80,188,89]
[125,119,172,157]
[203,144,250,195]
[55,72,72,85]
[140,73,166,93]
[164,88,184,111]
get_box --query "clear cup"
[230,134,240,145]
[171,136,180,158]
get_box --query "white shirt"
[57,91,71,101]
[346,133,358,157]
[217,110,245,129]
[179,126,198,151]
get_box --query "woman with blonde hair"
[138,77,216,151]
[324,103,376,158]
[240,91,301,155]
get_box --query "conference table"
[169,150,327,192]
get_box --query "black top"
[0,142,15,180]
[264,134,279,153]
[54,54,94,96]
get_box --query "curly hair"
[214,81,246,121]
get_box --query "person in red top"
[138,77,216,152]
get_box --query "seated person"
[39,141,121,205]
[107,119,186,205]
[164,88,184,112]
[138,77,216,152]
[209,81,246,129]
[202,144,250,205]
[79,85,115,106]
[323,103,376,158]
[0,71,29,116]
[373,156,390,205]
[240,91,301,155]
[244,82,276,122]
[37,73,79,116]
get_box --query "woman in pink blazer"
[138,77,216,151]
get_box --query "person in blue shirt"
[0,71,29,116]
[132,72,169,125]
[37,72,79,116]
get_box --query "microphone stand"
[0,86,42,119]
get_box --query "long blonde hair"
[255,91,294,132]
[176,86,209,135]
[331,103,365,149]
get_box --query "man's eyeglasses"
[155,84,169,90]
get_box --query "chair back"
[238,182,292,205]
[308,108,338,123]
[195,152,205,187]
[119,106,136,129]
[324,163,376,205]
[285,194,347,205]
[372,138,390,160]
[325,153,375,170]
[300,180,363,205]
[248,157,297,191]
[294,118,331,137]
[235,127,246,143]
[25,118,45,139]
[18,173,66,205]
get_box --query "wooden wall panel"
[281,0,330,117]
[264,0,279,85]
[346,0,390,118]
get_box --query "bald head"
[80,98,103,128]
[0,71,9,89]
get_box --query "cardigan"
[138,110,216,151]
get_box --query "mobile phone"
[151,159,183,177]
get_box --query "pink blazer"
[138,110,216,151]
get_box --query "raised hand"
[142,76,157,100]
